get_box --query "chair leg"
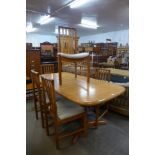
[45,113,49,136]
[54,126,60,149]
[72,133,80,144]
[40,106,44,128]
[34,99,38,120]
[41,113,44,128]
[83,114,87,137]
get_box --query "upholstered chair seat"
[56,99,84,120]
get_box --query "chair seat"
[58,53,89,59]
[56,99,84,120]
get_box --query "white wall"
[26,34,57,47]
[26,29,129,47]
[79,29,129,46]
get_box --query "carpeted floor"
[26,99,129,155]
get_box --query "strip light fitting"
[70,0,90,9]
[38,15,55,25]
[79,19,99,29]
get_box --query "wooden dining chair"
[94,68,111,121]
[110,86,129,116]
[94,68,111,82]
[31,69,53,134]
[31,69,44,127]
[41,64,54,74]
[41,76,87,149]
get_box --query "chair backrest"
[41,64,54,74]
[95,68,111,82]
[31,69,41,90]
[31,70,43,107]
[58,26,78,54]
[41,76,57,118]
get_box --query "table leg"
[88,105,107,127]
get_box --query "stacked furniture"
[40,41,58,72]
[57,26,79,54]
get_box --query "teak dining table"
[41,72,125,127]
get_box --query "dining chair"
[94,68,111,121]
[31,69,44,127]
[41,76,87,149]
[94,67,111,82]
[110,85,129,116]
[41,64,62,136]
[41,64,54,74]
[31,69,54,134]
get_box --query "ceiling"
[26,0,129,37]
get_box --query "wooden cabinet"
[117,47,129,55]
[26,50,41,78]
[98,42,118,56]
[40,41,58,72]
[40,41,55,59]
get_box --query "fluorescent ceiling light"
[70,0,90,9]
[26,23,37,33]
[78,24,98,29]
[79,19,99,29]
[38,15,55,25]
[81,19,98,27]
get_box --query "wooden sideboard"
[26,49,41,79]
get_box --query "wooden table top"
[41,72,125,107]
[106,68,129,77]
